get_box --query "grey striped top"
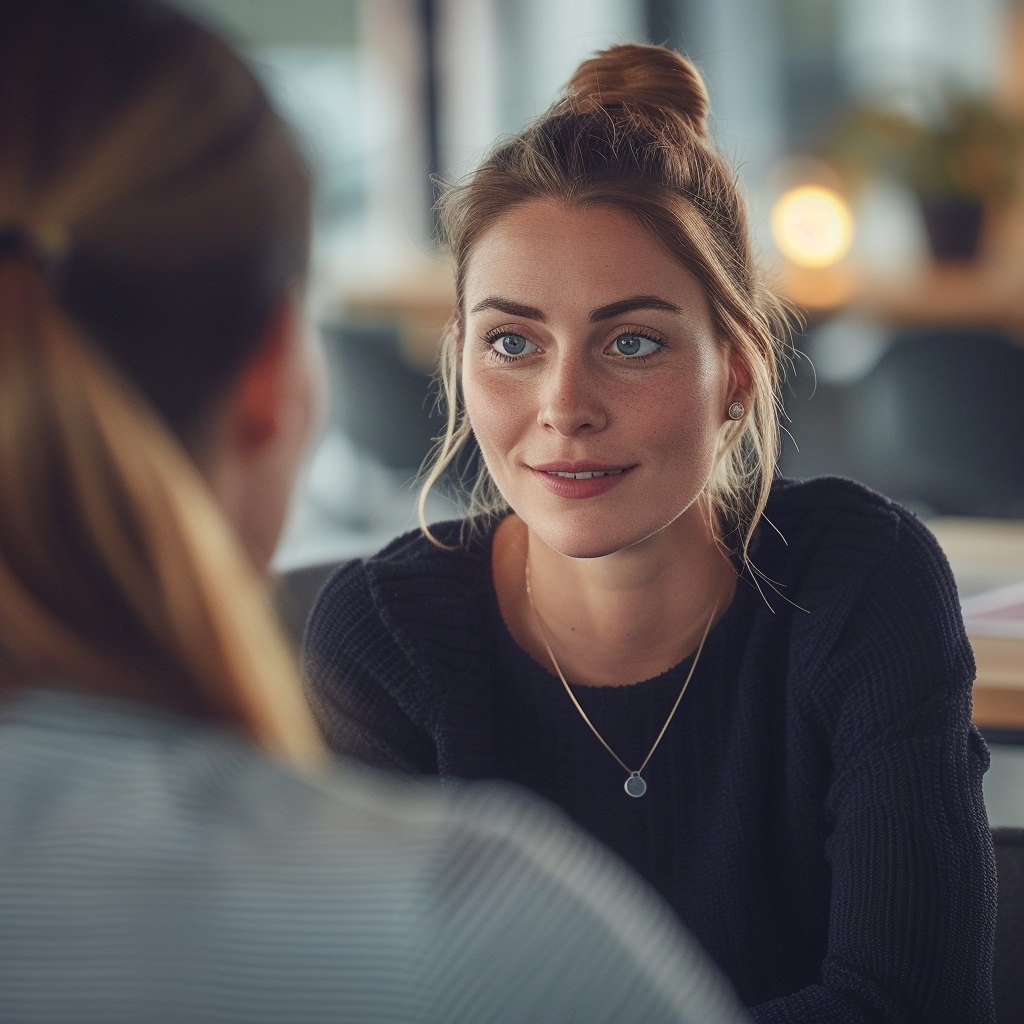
[0,688,747,1024]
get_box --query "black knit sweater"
[303,477,996,1023]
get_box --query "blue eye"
[488,333,538,358]
[614,333,662,358]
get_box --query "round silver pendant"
[624,774,647,798]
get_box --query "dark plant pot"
[918,194,985,261]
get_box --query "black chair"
[273,561,347,645]
[323,323,440,471]
[843,328,1024,517]
[995,827,1024,1023]
[778,349,859,483]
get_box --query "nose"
[536,352,608,436]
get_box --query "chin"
[526,513,674,560]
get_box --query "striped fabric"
[0,688,747,1023]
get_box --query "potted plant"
[831,92,1020,261]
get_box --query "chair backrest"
[844,328,1024,517]
[323,323,439,471]
[273,562,348,645]
[994,826,1024,1022]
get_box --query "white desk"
[928,518,1024,730]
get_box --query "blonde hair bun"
[564,43,710,135]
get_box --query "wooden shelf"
[854,262,1024,336]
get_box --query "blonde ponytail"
[0,257,325,767]
[0,2,326,766]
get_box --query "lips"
[544,468,625,480]
[531,461,632,474]
[529,461,636,498]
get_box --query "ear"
[232,298,295,449]
[207,291,316,569]
[726,349,753,406]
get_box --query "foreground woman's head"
[0,0,323,762]
[421,44,789,558]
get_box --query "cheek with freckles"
[619,341,725,461]
[623,383,725,515]
[461,361,532,502]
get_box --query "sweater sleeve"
[302,561,439,774]
[752,511,996,1024]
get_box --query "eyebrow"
[469,297,546,320]
[589,296,683,322]
[468,294,683,323]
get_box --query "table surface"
[928,518,1024,730]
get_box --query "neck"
[493,504,737,688]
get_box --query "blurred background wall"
[171,0,1024,563]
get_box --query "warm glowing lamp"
[771,185,855,269]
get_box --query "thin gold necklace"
[525,559,718,798]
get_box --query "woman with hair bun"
[0,8,750,1021]
[306,43,996,1023]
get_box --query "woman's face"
[461,199,743,559]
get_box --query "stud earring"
[727,401,745,421]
